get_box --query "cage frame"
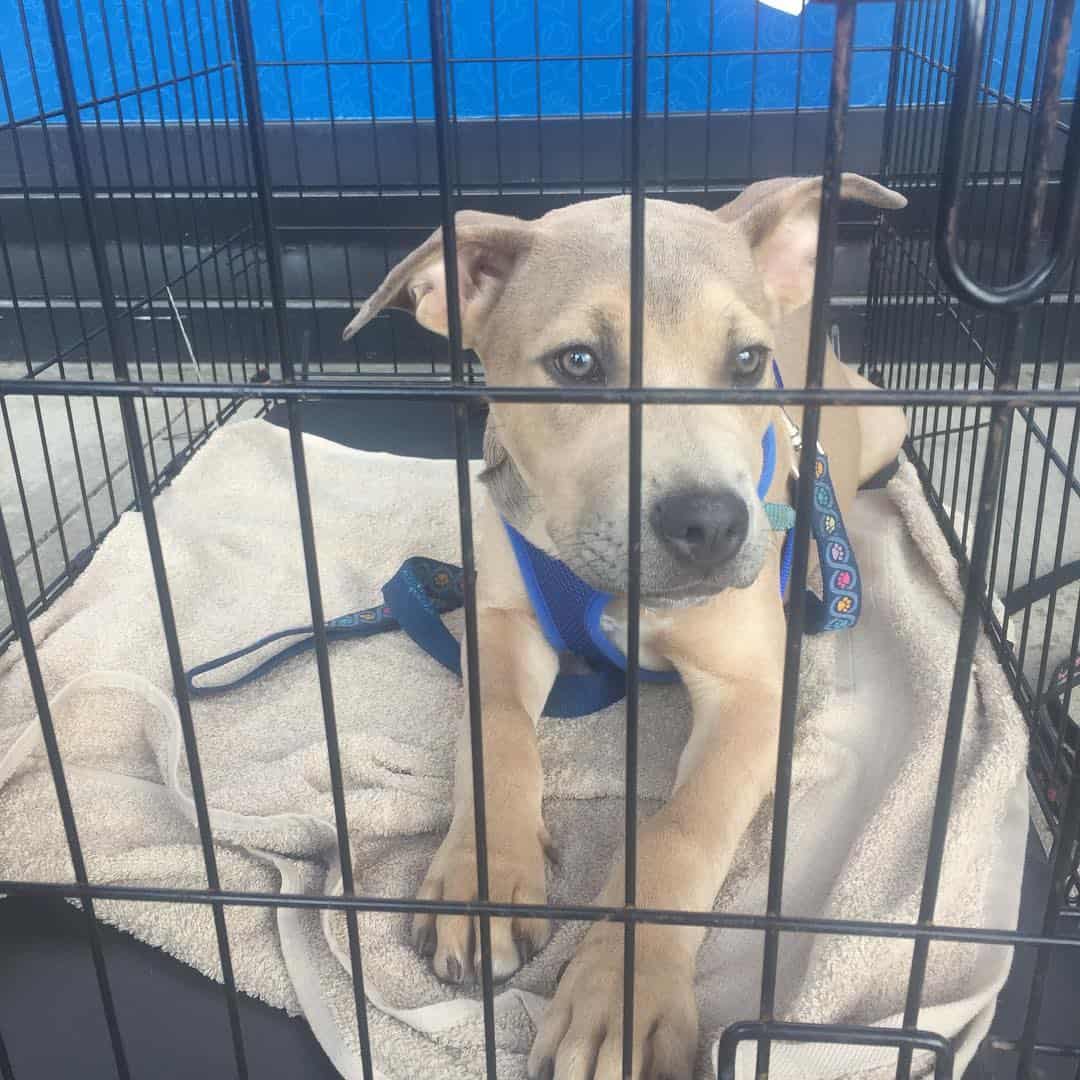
[1,0,1080,1077]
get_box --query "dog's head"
[344,175,904,603]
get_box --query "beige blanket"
[0,419,1028,1078]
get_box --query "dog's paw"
[411,819,551,984]
[527,927,698,1080]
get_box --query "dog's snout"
[651,489,749,568]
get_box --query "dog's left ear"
[719,173,906,314]
[341,210,533,347]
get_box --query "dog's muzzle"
[650,488,750,569]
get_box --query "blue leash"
[186,557,460,696]
[186,555,625,718]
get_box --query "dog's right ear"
[717,174,906,315]
[341,211,533,346]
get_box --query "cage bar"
[621,0,649,1070]
[39,0,251,1071]
[757,2,857,1075]
[0,469,130,1079]
[4,873,1080,951]
[228,0,377,1071]
[425,0,499,1074]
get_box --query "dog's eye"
[732,346,768,383]
[553,347,602,383]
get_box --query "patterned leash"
[773,361,862,632]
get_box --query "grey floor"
[1,360,261,634]
[901,362,1080,696]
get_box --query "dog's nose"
[651,489,749,567]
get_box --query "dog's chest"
[597,603,676,674]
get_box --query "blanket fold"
[0,419,1028,1079]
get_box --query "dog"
[342,174,908,1080]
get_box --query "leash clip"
[779,407,823,479]
[773,358,823,478]
[782,408,803,455]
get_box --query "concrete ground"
[1,360,261,637]
[901,362,1080,696]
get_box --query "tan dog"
[343,175,908,1080]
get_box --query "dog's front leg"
[413,606,559,984]
[529,666,782,1080]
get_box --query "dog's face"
[344,176,904,602]
[472,197,779,602]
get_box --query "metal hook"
[936,0,1080,310]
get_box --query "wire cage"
[1,0,1079,1076]
[867,0,1080,933]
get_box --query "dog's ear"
[719,174,906,314]
[341,211,533,346]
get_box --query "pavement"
[1,360,260,637]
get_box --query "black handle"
[935,0,1080,309]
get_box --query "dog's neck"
[479,415,787,673]
[478,416,535,531]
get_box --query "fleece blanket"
[0,418,1029,1079]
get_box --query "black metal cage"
[1,0,1079,1076]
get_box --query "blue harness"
[501,423,795,684]
[186,369,862,717]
